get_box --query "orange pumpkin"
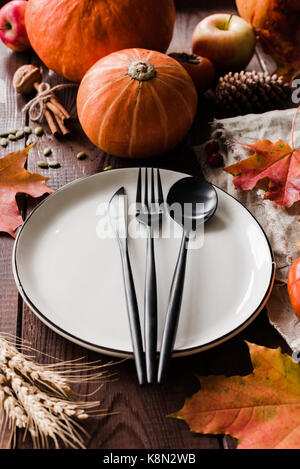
[25,0,175,82]
[288,257,300,319]
[77,49,198,158]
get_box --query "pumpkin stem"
[171,53,200,65]
[127,60,156,81]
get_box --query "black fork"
[136,168,164,383]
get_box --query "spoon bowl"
[167,176,218,233]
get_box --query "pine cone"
[215,71,291,118]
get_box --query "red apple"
[192,14,256,74]
[0,0,31,51]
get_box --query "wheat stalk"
[0,336,110,448]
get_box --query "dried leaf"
[171,342,300,449]
[0,146,53,237]
[224,107,300,207]
[258,28,300,81]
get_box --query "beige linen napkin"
[193,108,300,352]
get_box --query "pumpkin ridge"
[149,85,169,152]
[128,82,143,157]
[79,75,128,121]
[155,64,184,71]
[146,50,154,62]
[97,79,135,146]
[158,71,191,86]
[133,48,141,60]
[112,52,133,63]
[155,77,196,124]
[82,66,127,86]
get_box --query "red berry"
[207,152,224,168]
[205,140,219,155]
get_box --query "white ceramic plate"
[13,168,275,357]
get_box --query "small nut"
[76,151,87,160]
[34,126,44,136]
[37,161,49,169]
[16,130,24,139]
[48,161,61,168]
[43,147,52,156]
[24,126,32,135]
[13,65,42,94]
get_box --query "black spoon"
[157,176,218,383]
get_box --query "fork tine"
[144,167,149,209]
[151,168,155,205]
[136,167,142,210]
[157,168,164,205]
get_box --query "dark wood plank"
[0,41,30,448]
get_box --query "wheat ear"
[0,336,109,448]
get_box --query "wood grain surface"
[0,0,291,450]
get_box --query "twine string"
[22,82,77,121]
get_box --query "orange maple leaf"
[0,146,53,237]
[224,107,300,208]
[171,342,300,449]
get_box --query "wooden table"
[0,1,290,450]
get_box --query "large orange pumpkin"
[77,49,198,158]
[25,0,175,82]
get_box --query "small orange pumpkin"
[288,257,300,319]
[25,0,175,82]
[77,49,198,158]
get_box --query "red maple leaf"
[0,146,53,237]
[224,107,300,207]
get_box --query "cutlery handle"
[120,244,146,386]
[158,231,189,383]
[144,226,157,383]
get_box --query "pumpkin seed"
[26,138,33,146]
[76,151,87,160]
[8,134,17,141]
[16,130,24,139]
[34,126,44,136]
[24,126,32,135]
[37,161,49,169]
[0,132,9,138]
[104,165,112,171]
[0,138,8,147]
[9,129,17,135]
[43,147,52,156]
[48,161,61,168]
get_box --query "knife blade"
[108,187,127,243]
[108,187,146,385]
